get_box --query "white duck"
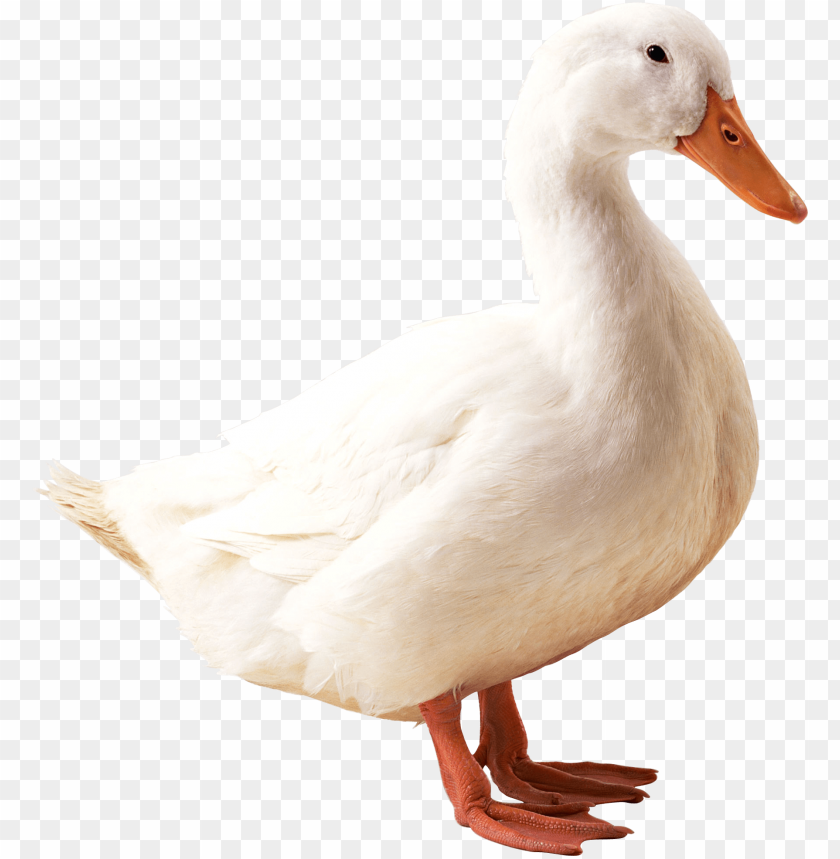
[44,5,806,854]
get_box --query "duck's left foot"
[420,691,633,854]
[474,681,658,807]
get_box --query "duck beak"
[675,86,807,224]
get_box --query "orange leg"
[419,691,632,855]
[474,681,658,807]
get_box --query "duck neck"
[511,154,677,320]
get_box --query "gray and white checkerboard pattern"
[2,1,836,857]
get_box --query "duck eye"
[646,45,669,63]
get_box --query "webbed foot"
[420,691,635,854]
[473,681,657,806]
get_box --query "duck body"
[49,155,757,721]
[46,5,809,851]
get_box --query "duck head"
[505,4,806,225]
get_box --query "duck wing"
[181,305,538,583]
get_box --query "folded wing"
[181,308,535,584]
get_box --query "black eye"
[646,44,669,63]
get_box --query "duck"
[43,4,807,855]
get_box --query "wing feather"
[180,305,539,586]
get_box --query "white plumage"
[45,6,761,725]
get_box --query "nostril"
[722,127,740,144]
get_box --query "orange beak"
[675,86,807,224]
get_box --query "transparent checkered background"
[1,1,836,857]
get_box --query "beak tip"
[791,194,808,224]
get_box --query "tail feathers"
[40,461,153,581]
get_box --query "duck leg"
[419,691,632,854]
[473,680,658,807]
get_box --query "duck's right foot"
[419,692,633,854]
[473,680,657,807]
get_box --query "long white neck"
[503,53,703,337]
[505,114,713,423]
[507,132,708,379]
[511,150,690,310]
